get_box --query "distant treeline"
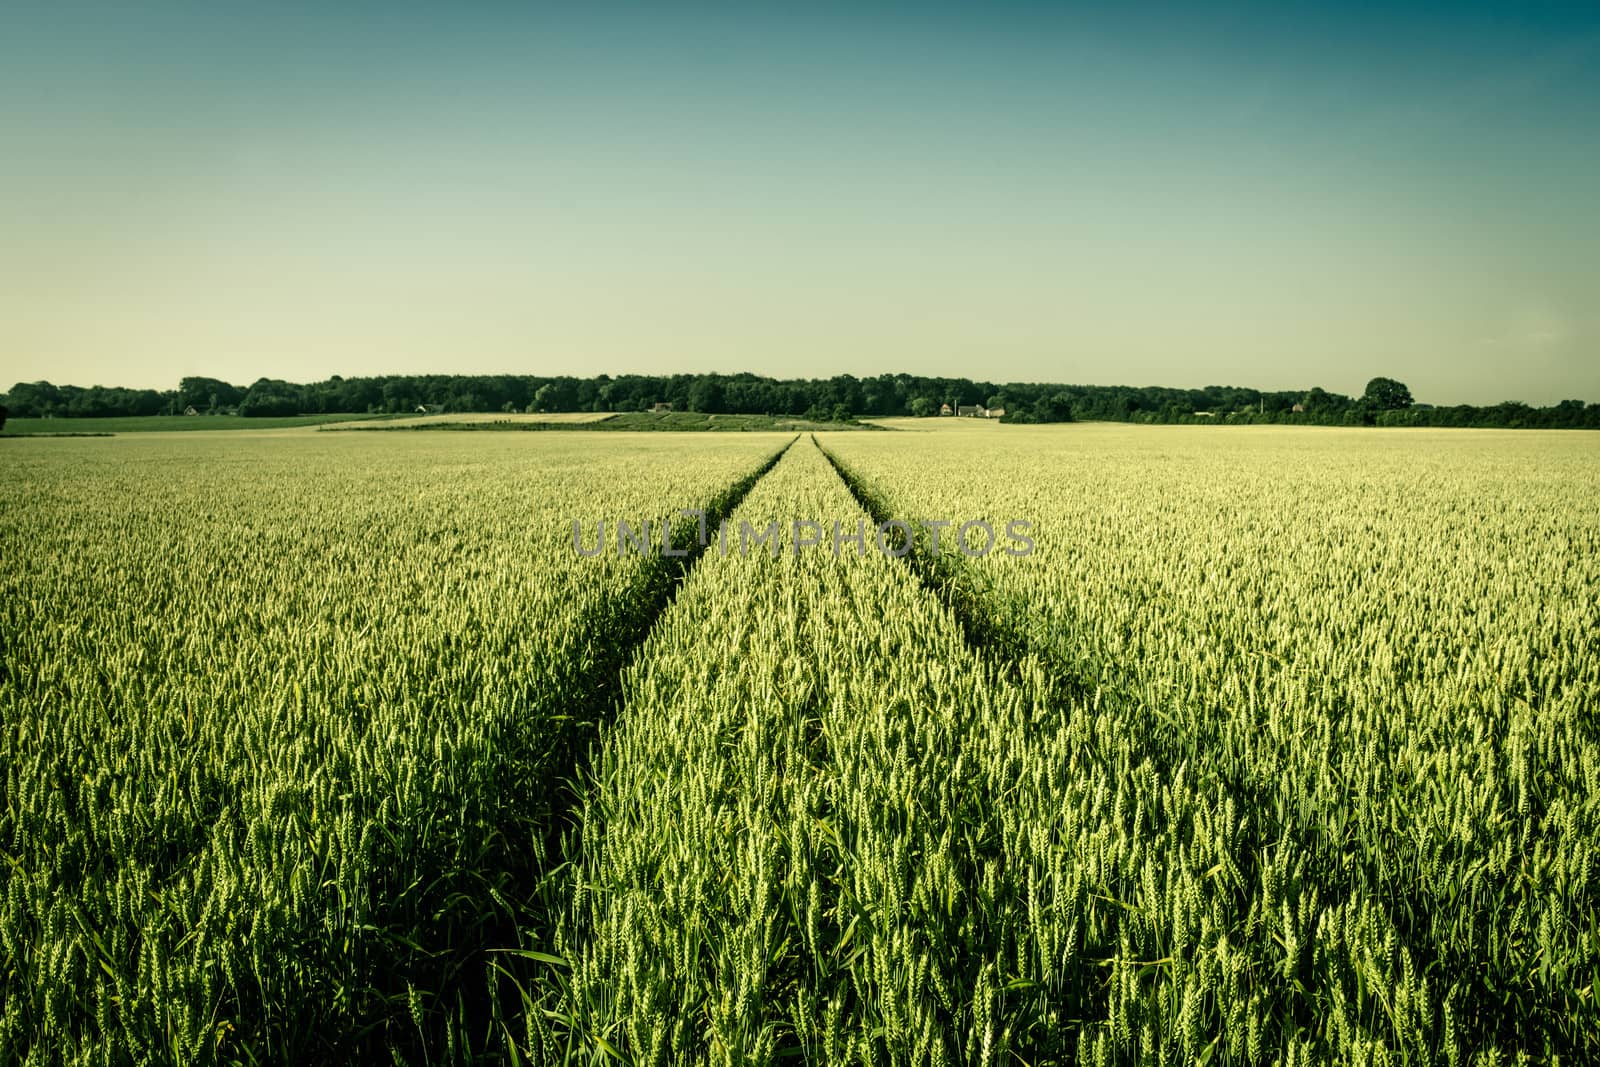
[4,373,1598,429]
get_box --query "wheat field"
[2,424,1595,1065]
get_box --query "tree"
[1028,392,1076,423]
[688,377,726,414]
[1491,400,1533,428]
[1551,399,1588,428]
[548,378,580,411]
[5,382,62,418]
[829,403,852,424]
[238,379,301,417]
[827,374,865,415]
[10,369,1591,430]
[381,380,418,414]
[179,377,243,413]
[0,404,7,432]
[1362,377,1413,411]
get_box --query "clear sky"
[2,2,1596,404]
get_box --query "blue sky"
[2,2,1596,402]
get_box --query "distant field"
[0,412,386,434]
[359,410,874,432]
[1,411,873,436]
[324,410,617,429]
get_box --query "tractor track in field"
[811,433,1100,707]
[432,431,800,1062]
[345,435,806,1067]
[534,431,801,822]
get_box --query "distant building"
[183,406,199,416]
[651,402,673,413]
[1291,403,1306,413]
[939,403,953,416]
[415,404,445,415]
[985,407,1006,419]
[1194,411,1216,418]
[957,405,984,417]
